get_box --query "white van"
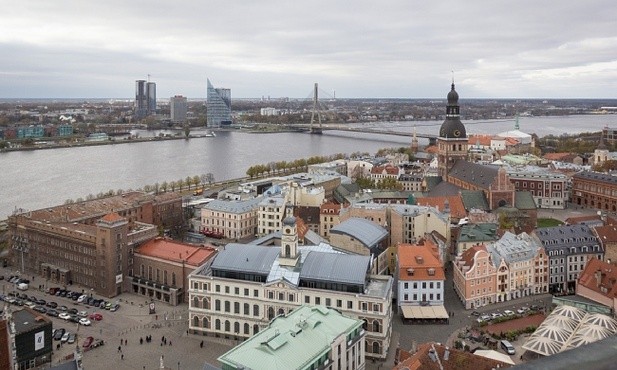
[501,340,515,355]
[17,283,29,291]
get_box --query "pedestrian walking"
[121,354,124,360]
[140,337,143,345]
[118,345,122,353]
[169,340,172,346]
[200,340,204,348]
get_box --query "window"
[243,303,249,315]
[372,321,380,333]
[224,301,230,312]
[253,305,259,317]
[225,286,230,294]
[305,296,310,304]
[326,298,331,307]
[347,301,353,309]
[244,288,249,296]
[336,299,342,308]
[215,285,220,293]
[253,289,259,297]
[422,282,426,289]
[315,297,321,305]
[288,293,294,302]
[215,300,221,311]
[234,287,239,295]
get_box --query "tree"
[192,175,201,188]
[356,175,375,189]
[185,176,192,190]
[205,173,214,184]
[160,181,168,192]
[184,125,191,138]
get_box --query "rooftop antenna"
[147,74,151,83]
[451,70,454,84]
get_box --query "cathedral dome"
[439,83,466,139]
[447,83,459,104]
[282,215,296,226]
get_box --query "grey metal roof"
[204,196,263,214]
[427,181,461,197]
[390,204,450,224]
[448,160,500,190]
[300,252,369,285]
[330,217,388,248]
[13,308,50,333]
[457,223,499,243]
[535,224,602,253]
[487,231,542,265]
[515,191,537,210]
[460,190,490,211]
[573,171,617,185]
[211,244,279,275]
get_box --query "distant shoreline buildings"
[206,78,232,127]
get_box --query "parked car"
[82,336,94,348]
[89,313,103,321]
[61,332,70,343]
[67,333,76,344]
[504,310,515,316]
[110,304,120,312]
[46,301,58,308]
[68,308,78,315]
[69,315,80,323]
[46,309,59,317]
[33,306,46,313]
[77,295,87,303]
[59,312,71,320]
[90,339,105,348]
[54,328,65,341]
[516,308,526,314]
[530,304,541,311]
[79,318,91,326]
[78,310,88,317]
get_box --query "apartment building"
[319,202,342,239]
[188,215,393,360]
[201,197,262,239]
[535,225,604,294]
[453,245,497,309]
[507,168,568,209]
[257,195,287,236]
[571,171,617,212]
[397,240,445,308]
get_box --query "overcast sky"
[1,1,615,99]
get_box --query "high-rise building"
[206,78,232,127]
[146,81,156,115]
[170,95,188,123]
[134,79,156,120]
[134,80,147,119]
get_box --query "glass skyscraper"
[134,79,156,120]
[206,78,232,127]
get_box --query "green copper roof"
[218,305,363,370]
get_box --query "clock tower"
[437,82,468,179]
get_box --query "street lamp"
[177,361,180,370]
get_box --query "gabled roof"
[514,191,537,210]
[211,244,279,276]
[398,241,444,281]
[417,195,466,219]
[300,252,369,285]
[448,160,499,190]
[427,181,461,197]
[393,342,512,370]
[578,258,617,300]
[460,190,490,211]
[459,245,489,269]
[330,217,388,248]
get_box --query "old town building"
[188,214,393,360]
[571,171,617,212]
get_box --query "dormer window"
[428,268,435,276]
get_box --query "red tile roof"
[320,202,341,215]
[100,212,125,223]
[398,240,444,281]
[136,238,217,267]
[370,165,399,175]
[416,195,466,219]
[394,342,512,370]
[578,258,617,299]
[594,224,617,243]
[543,152,574,161]
[468,134,493,147]
[460,244,487,269]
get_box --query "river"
[1,114,615,219]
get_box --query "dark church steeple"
[438,81,468,179]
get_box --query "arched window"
[285,245,291,257]
[362,319,368,330]
[268,307,275,320]
[234,321,240,334]
[193,316,199,327]
[215,299,221,311]
[244,303,250,315]
[203,318,209,329]
[372,321,380,333]
[253,304,259,317]
[372,342,380,355]
[278,308,285,316]
[224,320,231,332]
[225,301,230,312]
[253,324,259,335]
[193,296,200,308]
[215,319,221,330]
[204,298,210,310]
[244,323,250,335]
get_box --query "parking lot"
[1,267,233,369]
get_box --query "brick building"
[571,171,617,211]
[7,192,182,298]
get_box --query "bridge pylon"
[309,83,322,134]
